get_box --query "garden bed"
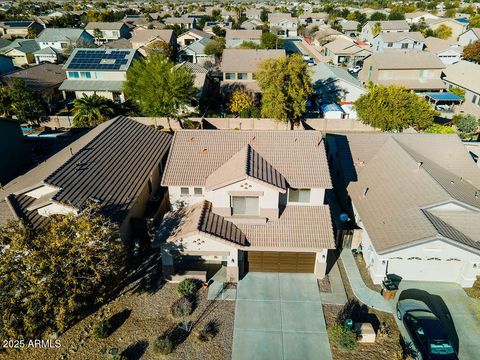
[354,254,382,293]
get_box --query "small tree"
[177,279,197,297]
[469,14,480,29]
[229,90,253,116]
[354,84,438,131]
[463,40,480,63]
[260,32,283,49]
[8,78,47,125]
[434,24,453,40]
[372,22,382,37]
[204,37,226,63]
[93,28,103,43]
[454,114,478,138]
[72,93,115,127]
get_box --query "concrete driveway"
[232,273,332,360]
[393,281,480,360]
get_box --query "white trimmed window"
[231,196,259,215]
[288,188,311,203]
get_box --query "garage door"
[247,251,316,273]
[388,258,464,283]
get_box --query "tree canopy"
[260,31,283,49]
[228,90,253,115]
[354,84,438,131]
[256,54,312,128]
[0,205,125,339]
[123,54,196,125]
[454,114,479,135]
[144,39,174,60]
[434,24,453,40]
[463,40,480,63]
[204,37,226,61]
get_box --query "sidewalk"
[320,261,348,305]
[340,249,393,313]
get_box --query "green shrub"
[151,335,173,355]
[93,319,111,339]
[327,323,357,352]
[177,279,197,297]
[170,297,193,318]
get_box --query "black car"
[397,299,458,360]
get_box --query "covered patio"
[423,91,463,113]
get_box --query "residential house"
[311,62,366,103]
[340,20,360,38]
[59,48,140,103]
[405,11,439,24]
[327,133,480,287]
[241,19,264,31]
[424,37,463,65]
[0,21,43,39]
[33,47,64,64]
[220,48,285,94]
[174,61,209,98]
[322,38,372,67]
[203,21,232,35]
[85,22,131,45]
[179,38,215,65]
[359,50,446,92]
[157,130,335,282]
[361,20,410,43]
[102,38,133,49]
[442,60,480,117]
[0,55,13,74]
[0,119,30,186]
[1,39,40,67]
[298,13,328,26]
[36,28,94,52]
[177,29,212,48]
[225,29,262,48]
[312,26,347,46]
[458,28,480,46]
[425,18,468,42]
[245,8,262,20]
[0,116,172,244]
[0,63,66,102]
[131,29,176,54]
[268,13,298,38]
[163,17,196,30]
[371,32,425,52]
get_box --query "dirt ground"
[354,255,382,293]
[1,254,234,360]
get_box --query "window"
[288,188,311,203]
[68,71,79,78]
[180,187,189,195]
[473,95,477,104]
[387,42,393,47]
[225,72,235,80]
[401,43,408,49]
[194,187,203,195]
[237,72,248,80]
[80,71,91,79]
[231,196,259,215]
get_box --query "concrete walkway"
[232,273,333,360]
[340,249,393,313]
[207,266,236,300]
[320,261,348,305]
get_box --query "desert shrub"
[151,335,173,355]
[170,297,193,318]
[195,320,219,343]
[328,323,357,352]
[177,279,197,297]
[93,319,111,339]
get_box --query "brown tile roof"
[131,29,174,45]
[370,50,445,70]
[162,130,332,189]
[221,49,285,73]
[205,145,287,191]
[225,29,262,40]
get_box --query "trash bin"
[381,278,398,300]
[344,318,353,330]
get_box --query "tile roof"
[365,20,410,30]
[0,63,66,91]
[370,50,445,69]
[6,193,50,229]
[37,28,89,43]
[221,49,285,73]
[58,79,124,92]
[225,29,262,40]
[205,145,287,191]
[85,22,126,30]
[131,29,174,45]
[1,39,39,54]
[162,130,332,189]
[376,31,425,42]
[442,60,480,94]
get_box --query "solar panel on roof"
[68,49,131,70]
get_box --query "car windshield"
[430,341,455,355]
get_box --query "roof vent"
[362,187,369,198]
[475,191,479,199]
[187,137,195,143]
[251,136,256,143]
[199,148,207,155]
[450,180,455,184]
[416,161,423,170]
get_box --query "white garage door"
[387,258,464,283]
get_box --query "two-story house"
[360,20,410,43]
[424,37,463,65]
[298,13,328,26]
[0,21,43,39]
[220,48,285,94]
[225,29,262,48]
[245,8,262,20]
[268,13,298,38]
[322,38,372,67]
[1,39,39,67]
[359,50,446,92]
[163,17,196,30]
[177,29,212,48]
[371,32,425,52]
[131,29,176,54]
[36,28,95,52]
[59,48,141,103]
[425,18,468,42]
[157,130,335,283]
[85,22,131,45]
[405,11,439,24]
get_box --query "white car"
[348,65,362,73]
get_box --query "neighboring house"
[0,63,66,101]
[225,29,262,48]
[0,39,40,67]
[245,8,262,20]
[157,130,335,282]
[312,26,347,46]
[405,11,439,24]
[322,38,372,67]
[220,48,286,93]
[36,28,94,52]
[269,16,298,38]
[59,48,140,103]
[163,17,196,29]
[442,60,480,117]
[131,29,176,52]
[174,61,209,97]
[327,133,480,287]
[85,22,131,44]
[340,20,360,38]
[424,37,463,65]
[179,38,215,65]
[241,19,264,31]
[33,46,64,64]
[177,29,212,48]
[0,54,14,74]
[359,50,446,92]
[458,28,480,46]
[298,13,328,26]
[425,18,468,41]
[0,119,30,186]
[311,62,366,103]
[0,116,172,244]
[103,38,133,49]
[203,21,232,35]
[361,20,410,43]
[371,32,425,52]
[0,21,43,39]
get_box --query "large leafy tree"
[260,32,283,49]
[0,205,125,339]
[72,93,115,128]
[6,79,47,125]
[354,84,438,131]
[434,24,453,39]
[463,40,480,63]
[256,54,312,129]
[123,54,196,128]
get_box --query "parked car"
[348,65,362,73]
[397,299,458,360]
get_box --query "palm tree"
[72,94,115,128]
